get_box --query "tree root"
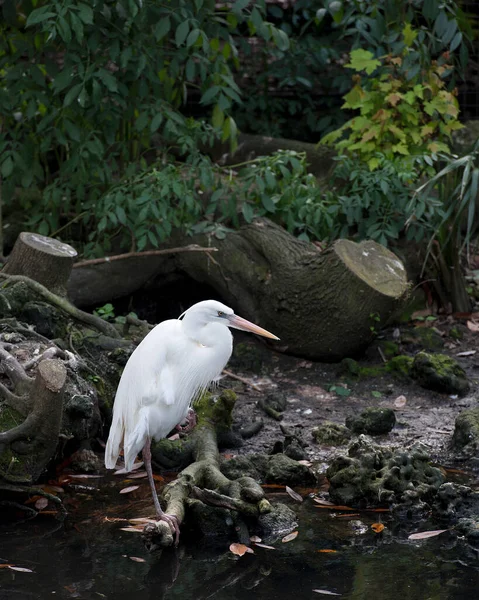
[0,273,119,338]
[143,390,271,550]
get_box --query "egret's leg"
[143,437,180,545]
[176,408,197,433]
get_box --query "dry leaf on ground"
[281,531,298,543]
[286,486,303,503]
[229,543,254,556]
[371,523,385,533]
[119,485,140,494]
[408,529,448,540]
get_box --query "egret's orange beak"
[228,314,280,340]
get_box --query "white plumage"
[104,299,279,542]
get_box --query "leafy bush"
[321,46,463,168]
[0,0,288,248]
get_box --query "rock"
[337,358,361,377]
[312,422,351,446]
[326,436,444,506]
[255,503,298,539]
[411,351,470,396]
[385,355,413,377]
[455,518,479,548]
[186,499,234,541]
[432,483,479,522]
[402,326,444,350]
[221,453,316,486]
[265,453,316,486]
[452,408,479,454]
[284,439,308,461]
[20,301,68,339]
[70,448,102,472]
[346,407,396,435]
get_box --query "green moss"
[452,408,479,451]
[196,389,237,432]
[379,341,399,358]
[449,326,464,341]
[402,326,444,350]
[411,351,470,396]
[386,355,413,377]
[312,422,351,446]
[346,407,396,435]
[337,358,384,379]
[0,407,34,483]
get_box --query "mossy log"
[0,359,66,484]
[3,232,77,296]
[174,220,409,360]
[143,390,272,550]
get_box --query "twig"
[0,344,33,389]
[0,273,120,338]
[378,346,387,364]
[222,369,262,391]
[190,486,270,517]
[72,245,218,269]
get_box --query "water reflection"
[1,500,478,600]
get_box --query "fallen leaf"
[250,535,262,543]
[394,395,407,408]
[35,497,48,511]
[153,474,165,482]
[0,564,14,569]
[456,350,476,357]
[128,472,148,479]
[298,460,312,467]
[313,590,341,596]
[168,433,180,441]
[333,513,360,518]
[286,486,303,503]
[40,485,64,494]
[119,486,140,494]
[317,549,338,553]
[69,474,102,479]
[466,320,479,333]
[253,543,276,550]
[314,498,335,506]
[8,566,34,573]
[114,462,144,475]
[281,531,298,543]
[229,543,253,556]
[129,517,157,524]
[408,529,448,540]
[129,556,146,563]
[371,523,385,533]
[119,527,143,533]
[314,502,354,511]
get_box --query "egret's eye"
[217,311,225,317]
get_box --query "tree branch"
[72,245,218,269]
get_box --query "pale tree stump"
[3,232,77,296]
[0,358,67,483]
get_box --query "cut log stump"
[175,220,409,361]
[3,232,77,296]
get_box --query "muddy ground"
[221,319,478,475]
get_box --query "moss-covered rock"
[256,502,298,539]
[337,358,361,377]
[312,422,352,446]
[411,351,470,396]
[220,452,315,486]
[449,325,465,341]
[326,437,444,506]
[452,408,479,454]
[379,341,399,358]
[432,482,479,522]
[346,407,396,435]
[386,355,413,377]
[402,326,444,350]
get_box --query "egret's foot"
[158,511,180,546]
[176,408,197,433]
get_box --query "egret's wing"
[105,319,180,470]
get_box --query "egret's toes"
[158,512,180,546]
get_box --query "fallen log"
[174,219,409,360]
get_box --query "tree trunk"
[174,220,409,360]
[3,232,77,296]
[0,359,67,483]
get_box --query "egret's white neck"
[181,315,232,348]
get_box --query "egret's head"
[181,300,279,340]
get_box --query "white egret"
[105,299,279,542]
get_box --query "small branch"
[257,397,283,421]
[0,344,33,391]
[191,486,270,517]
[72,245,218,269]
[222,369,262,391]
[0,273,120,338]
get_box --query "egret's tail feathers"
[104,418,124,470]
[123,409,149,473]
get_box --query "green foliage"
[0,0,288,247]
[326,154,427,246]
[322,47,463,166]
[407,141,479,310]
[94,303,115,321]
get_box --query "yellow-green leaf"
[345,49,381,75]
[403,23,418,47]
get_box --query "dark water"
[1,482,478,600]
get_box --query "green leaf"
[261,194,276,213]
[116,206,127,225]
[77,3,94,25]
[450,31,462,52]
[345,49,381,75]
[155,17,171,41]
[186,28,200,48]
[242,202,254,223]
[150,113,163,132]
[403,23,417,47]
[200,85,220,104]
[1,156,14,178]
[371,391,382,398]
[175,21,190,46]
[316,8,327,23]
[63,83,83,107]
[26,7,56,26]
[232,0,249,14]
